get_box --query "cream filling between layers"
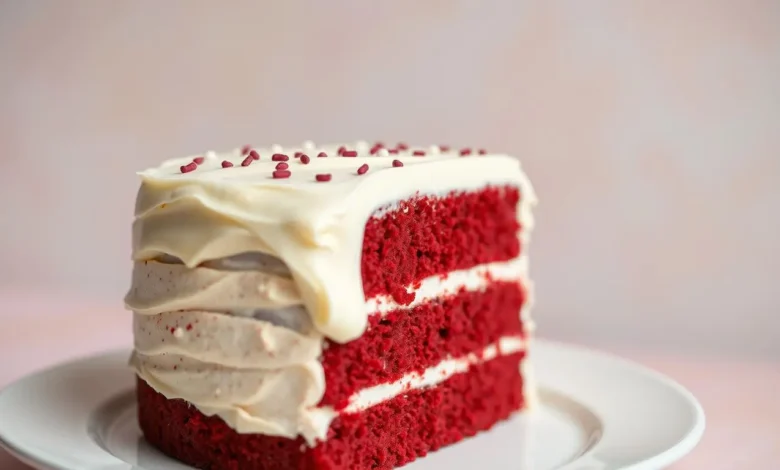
[130,258,528,445]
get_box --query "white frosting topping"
[132,142,536,343]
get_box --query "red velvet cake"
[126,141,537,469]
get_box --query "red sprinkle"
[180,162,197,173]
[241,145,252,155]
[412,150,426,156]
[439,145,450,152]
[357,163,369,175]
[342,150,358,157]
[397,142,409,150]
[294,152,303,158]
[388,149,399,154]
[478,149,487,155]
[300,154,311,164]
[221,160,234,168]
[317,151,328,158]
[248,150,260,160]
[272,154,289,161]
[275,162,289,170]
[392,159,404,167]
[337,146,347,155]
[460,148,472,156]
[316,173,332,182]
[193,156,205,164]
[241,155,254,166]
[273,170,291,179]
[186,323,193,331]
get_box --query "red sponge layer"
[360,185,522,302]
[137,352,525,470]
[319,281,526,408]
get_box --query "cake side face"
[127,142,537,468]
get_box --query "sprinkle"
[271,144,283,153]
[272,154,289,161]
[377,148,390,157]
[294,152,303,158]
[355,140,370,152]
[337,146,346,155]
[241,145,252,155]
[317,151,328,158]
[428,146,441,155]
[302,140,315,150]
[397,142,409,150]
[221,160,234,168]
[478,149,487,155]
[275,162,289,170]
[440,145,450,152]
[316,173,332,182]
[342,150,357,157]
[241,155,254,166]
[392,159,404,167]
[273,170,291,179]
[459,148,472,156]
[300,154,311,164]
[248,150,260,160]
[180,162,197,173]
[388,149,399,154]
[412,150,426,156]
[357,163,369,175]
[193,156,205,164]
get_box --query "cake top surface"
[139,141,494,186]
[132,141,536,343]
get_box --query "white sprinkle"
[173,327,184,338]
[428,145,441,155]
[302,140,315,150]
[270,144,283,153]
[214,388,221,396]
[377,148,390,157]
[206,151,217,159]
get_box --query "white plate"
[0,340,704,470]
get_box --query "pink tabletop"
[0,286,778,469]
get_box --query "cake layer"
[137,352,525,470]
[361,186,522,302]
[320,281,527,408]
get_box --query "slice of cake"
[126,141,537,469]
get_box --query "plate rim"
[0,340,705,470]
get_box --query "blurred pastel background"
[0,1,779,468]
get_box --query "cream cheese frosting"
[131,142,537,343]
